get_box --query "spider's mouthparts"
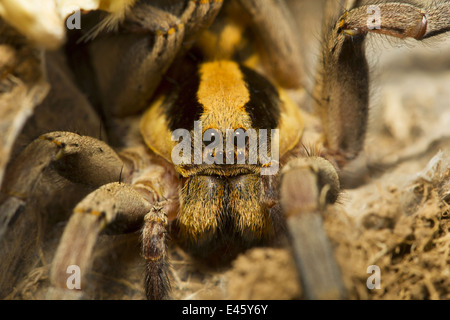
[179,164,260,178]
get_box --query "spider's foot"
[38,131,123,187]
[280,156,346,300]
[40,132,81,160]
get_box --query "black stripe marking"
[164,63,281,131]
[164,66,203,132]
[239,65,281,129]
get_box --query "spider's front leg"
[49,182,177,300]
[338,1,450,40]
[48,181,152,299]
[314,1,450,168]
[85,0,223,117]
[45,141,179,299]
[49,183,176,300]
[280,156,347,300]
[0,130,135,297]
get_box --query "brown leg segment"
[87,0,223,117]
[0,132,125,297]
[313,8,369,168]
[236,0,305,88]
[48,182,152,299]
[142,201,172,300]
[314,1,450,168]
[280,157,347,300]
[338,2,450,40]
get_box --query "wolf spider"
[0,0,449,300]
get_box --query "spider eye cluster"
[202,127,250,164]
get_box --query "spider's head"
[140,60,304,258]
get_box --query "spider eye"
[203,129,220,148]
[216,150,224,162]
[233,128,248,148]
[226,150,234,163]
